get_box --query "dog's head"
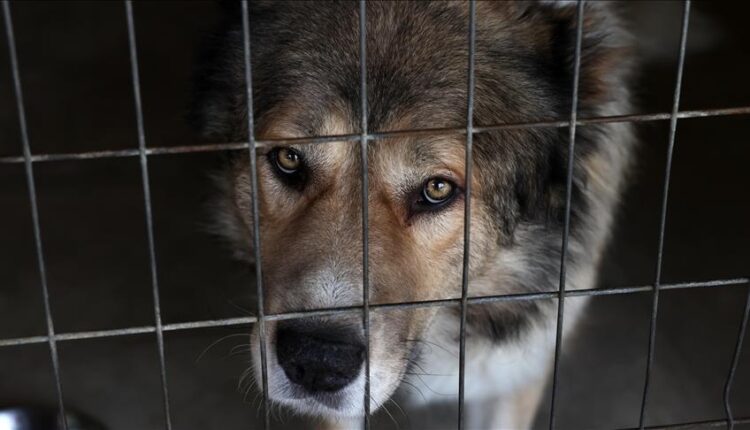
[193,0,632,418]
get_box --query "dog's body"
[192,1,634,428]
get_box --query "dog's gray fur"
[192,1,635,428]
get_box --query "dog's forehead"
[370,136,466,180]
[297,138,466,193]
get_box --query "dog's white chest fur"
[401,310,555,405]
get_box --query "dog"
[191,1,635,428]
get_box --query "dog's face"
[195,0,630,418]
[232,121,495,415]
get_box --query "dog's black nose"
[276,322,365,393]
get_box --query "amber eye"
[273,147,302,174]
[422,177,456,204]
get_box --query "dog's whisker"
[404,372,452,398]
[403,338,454,356]
[379,400,399,429]
[196,333,250,363]
[349,383,400,429]
[404,371,451,377]
[386,396,408,424]
[226,299,255,317]
[405,357,438,376]
[405,357,453,377]
[229,343,252,357]
[238,366,256,392]
[399,379,427,403]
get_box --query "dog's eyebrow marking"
[411,137,467,183]
[319,111,352,136]
[312,113,354,170]
[258,102,353,139]
[258,109,356,177]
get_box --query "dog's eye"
[273,147,302,174]
[268,147,307,189]
[409,177,460,218]
[422,177,457,205]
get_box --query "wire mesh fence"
[1,1,749,430]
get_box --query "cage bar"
[457,1,477,428]
[123,2,173,428]
[724,282,750,430]
[0,1,747,429]
[1,278,747,349]
[622,416,750,430]
[357,0,372,427]
[639,2,691,428]
[1,2,69,429]
[549,1,585,429]
[239,1,271,429]
[2,108,750,165]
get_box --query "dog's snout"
[276,323,364,393]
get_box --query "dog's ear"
[480,1,634,113]
[535,1,634,111]
[475,2,635,235]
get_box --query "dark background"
[1,1,748,429]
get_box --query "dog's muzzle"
[276,320,365,394]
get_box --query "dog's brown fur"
[193,1,635,427]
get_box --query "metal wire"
[2,278,746,349]
[124,2,172,428]
[2,2,748,429]
[724,283,750,430]
[617,416,750,430]
[549,2,585,429]
[639,2,691,428]
[3,107,750,165]
[239,2,270,429]
[2,2,68,428]
[358,1,372,427]
[457,1,476,428]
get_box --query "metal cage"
[1,1,749,429]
